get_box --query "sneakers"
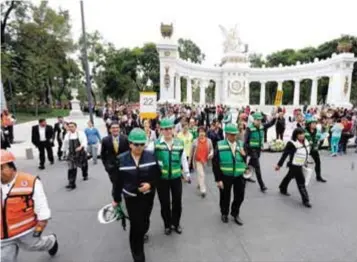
[48,234,58,256]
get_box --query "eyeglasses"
[133,143,145,147]
[162,128,172,131]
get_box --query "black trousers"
[57,139,63,159]
[8,125,14,143]
[219,176,245,217]
[339,133,351,153]
[157,178,182,228]
[68,165,88,186]
[276,129,285,140]
[125,192,155,262]
[38,141,54,167]
[310,150,321,179]
[279,165,310,203]
[248,157,265,189]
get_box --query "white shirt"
[227,140,237,155]
[159,136,190,177]
[1,174,51,242]
[62,130,88,154]
[39,126,46,141]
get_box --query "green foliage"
[178,38,205,64]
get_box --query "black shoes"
[39,166,45,170]
[50,161,54,165]
[83,177,88,181]
[232,216,244,226]
[48,234,58,256]
[164,228,172,235]
[303,202,312,208]
[221,215,228,223]
[201,192,206,198]
[316,177,327,183]
[279,189,290,196]
[261,186,268,193]
[65,184,76,190]
[173,225,182,234]
[143,234,149,243]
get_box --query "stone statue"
[219,24,243,53]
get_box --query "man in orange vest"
[1,109,15,144]
[0,150,58,262]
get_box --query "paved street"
[16,148,357,262]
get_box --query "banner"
[274,90,283,106]
[139,92,157,119]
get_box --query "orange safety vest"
[1,172,38,239]
[1,114,12,127]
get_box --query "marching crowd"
[1,103,357,262]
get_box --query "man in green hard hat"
[244,111,276,192]
[304,117,326,182]
[112,128,161,262]
[212,123,248,225]
[154,118,190,235]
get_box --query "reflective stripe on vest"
[1,172,37,239]
[155,139,183,180]
[291,140,310,166]
[218,140,246,177]
[249,125,264,148]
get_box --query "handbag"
[302,166,313,186]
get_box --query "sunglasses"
[133,143,145,147]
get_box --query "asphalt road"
[16,149,357,262]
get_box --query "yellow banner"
[274,90,283,106]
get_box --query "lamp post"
[80,0,94,125]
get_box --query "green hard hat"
[128,128,147,144]
[253,112,263,120]
[224,123,238,134]
[160,118,174,128]
[305,117,317,124]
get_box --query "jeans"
[330,136,340,154]
[87,144,98,164]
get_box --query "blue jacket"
[84,127,101,145]
[113,150,161,202]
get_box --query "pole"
[80,0,94,125]
[8,80,15,116]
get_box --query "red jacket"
[342,121,352,132]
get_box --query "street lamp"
[80,0,94,125]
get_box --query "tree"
[178,38,205,64]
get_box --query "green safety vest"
[189,127,198,140]
[304,129,321,151]
[248,124,264,148]
[154,138,184,180]
[217,140,246,177]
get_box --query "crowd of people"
[1,103,357,262]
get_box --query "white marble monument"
[69,88,84,118]
[157,23,357,111]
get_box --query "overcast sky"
[44,0,357,66]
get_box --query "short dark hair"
[6,162,17,171]
[291,127,305,141]
[198,126,206,133]
[57,116,63,119]
[39,119,46,123]
[109,121,120,128]
[68,122,77,127]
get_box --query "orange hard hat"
[1,150,15,165]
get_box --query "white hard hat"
[97,203,119,224]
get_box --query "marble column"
[186,76,192,104]
[260,81,266,105]
[199,80,207,105]
[175,74,181,103]
[310,77,318,106]
[214,80,221,105]
[293,80,300,106]
[277,80,283,91]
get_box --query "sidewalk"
[9,116,107,160]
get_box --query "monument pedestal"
[69,89,84,118]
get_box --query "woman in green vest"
[154,118,191,235]
[212,123,248,225]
